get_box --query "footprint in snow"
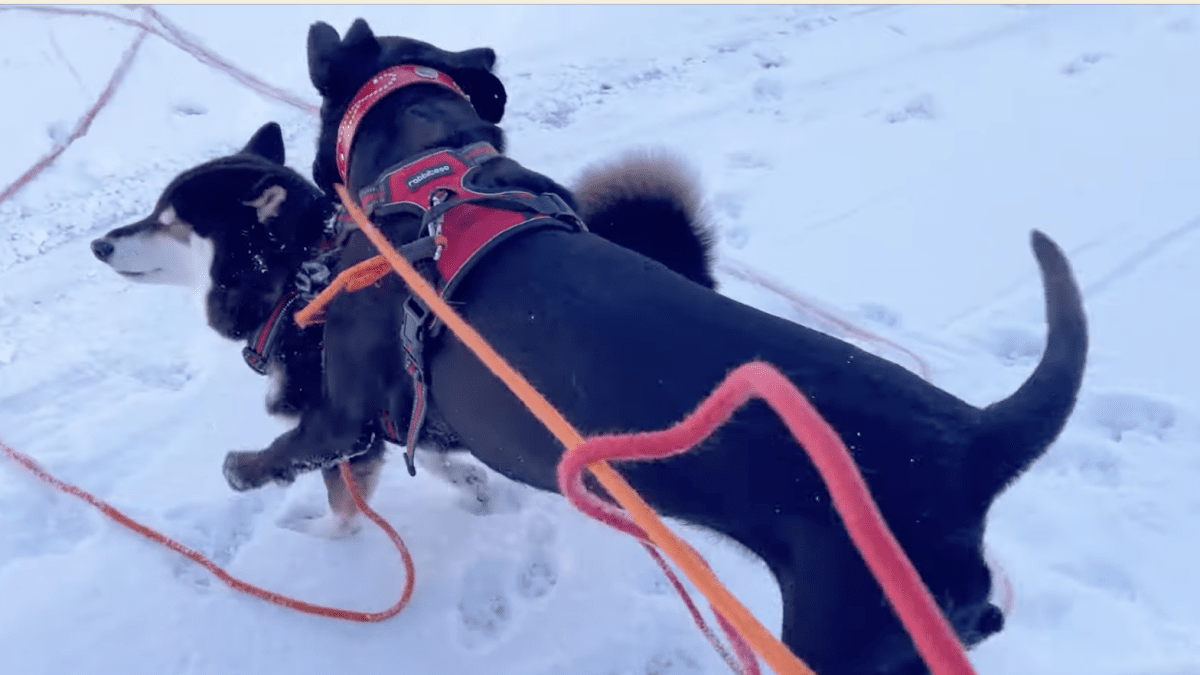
[516,513,559,600]
[858,302,902,328]
[1020,587,1075,629]
[1084,391,1177,442]
[164,494,264,590]
[725,151,772,171]
[981,325,1044,365]
[0,486,96,567]
[1056,559,1137,602]
[458,556,515,647]
[418,451,523,516]
[457,515,561,647]
[1036,438,1122,488]
[883,93,938,124]
[645,648,703,675]
[1061,52,1109,76]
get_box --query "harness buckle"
[242,345,270,375]
[401,294,431,375]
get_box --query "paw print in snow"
[1062,52,1110,76]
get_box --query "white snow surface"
[1,5,1199,675]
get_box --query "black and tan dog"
[212,18,1088,675]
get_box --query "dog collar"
[336,65,468,184]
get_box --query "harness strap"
[243,291,301,374]
[399,294,432,477]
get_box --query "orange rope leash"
[294,255,393,328]
[332,183,813,675]
[1,440,415,622]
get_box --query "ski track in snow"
[2,5,1200,675]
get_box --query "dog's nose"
[91,238,114,262]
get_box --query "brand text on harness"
[406,164,453,190]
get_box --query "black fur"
[574,149,718,289]
[222,20,1089,675]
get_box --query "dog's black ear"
[447,49,505,123]
[341,18,381,57]
[454,47,497,73]
[241,122,285,165]
[308,21,343,95]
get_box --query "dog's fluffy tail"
[974,230,1088,504]
[573,149,718,289]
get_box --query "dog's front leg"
[223,406,370,491]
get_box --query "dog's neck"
[314,59,507,199]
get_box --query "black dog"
[221,19,1088,675]
[89,123,395,531]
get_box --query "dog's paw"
[304,512,363,539]
[274,499,361,539]
[223,450,296,491]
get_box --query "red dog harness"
[350,141,582,298]
[282,63,585,476]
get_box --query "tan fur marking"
[155,206,194,244]
[243,185,288,223]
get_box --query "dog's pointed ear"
[341,18,381,56]
[241,122,285,165]
[448,48,506,123]
[308,21,344,95]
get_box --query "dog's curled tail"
[975,230,1088,503]
[573,149,718,289]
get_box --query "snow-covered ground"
[2,5,1199,674]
